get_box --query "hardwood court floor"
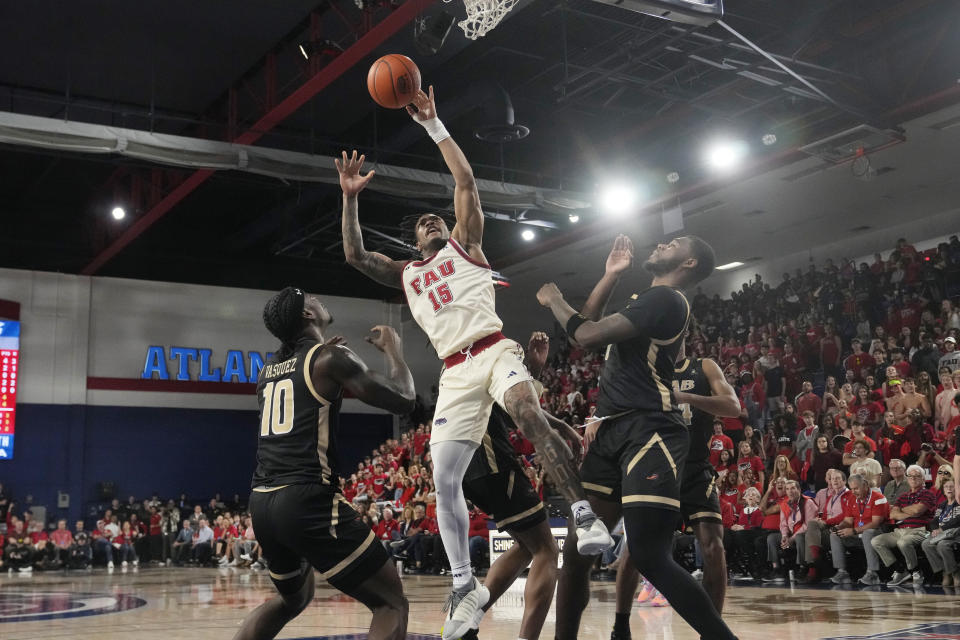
[1,567,959,639]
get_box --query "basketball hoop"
[446,0,519,40]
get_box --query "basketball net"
[446,0,518,40]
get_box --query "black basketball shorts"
[248,483,388,594]
[463,467,546,533]
[580,411,689,512]
[679,459,722,524]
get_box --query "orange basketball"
[367,54,421,109]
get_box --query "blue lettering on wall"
[140,347,271,383]
[168,347,198,381]
[142,346,170,380]
[222,350,247,383]
[197,349,221,382]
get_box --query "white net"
[447,0,519,40]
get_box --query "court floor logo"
[0,590,147,623]
[822,622,960,639]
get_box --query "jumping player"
[611,345,740,639]
[233,287,415,640]
[461,331,580,640]
[338,86,611,639]
[538,236,738,640]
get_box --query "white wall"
[700,207,960,298]
[0,268,442,412]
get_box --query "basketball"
[367,54,421,109]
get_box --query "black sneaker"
[611,627,632,640]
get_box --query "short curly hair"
[401,212,455,248]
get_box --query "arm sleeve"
[615,287,689,342]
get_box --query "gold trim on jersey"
[674,358,691,374]
[482,433,499,474]
[625,432,678,479]
[303,343,332,404]
[317,406,332,485]
[252,485,291,493]
[650,289,691,346]
[706,476,716,498]
[507,471,516,499]
[582,482,614,495]
[689,511,722,521]
[496,502,544,529]
[646,344,673,412]
[330,493,344,539]
[321,529,375,581]
[622,494,680,508]
[269,567,302,581]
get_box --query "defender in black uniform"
[616,352,740,629]
[461,331,581,640]
[233,287,415,640]
[538,235,737,640]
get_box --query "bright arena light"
[111,206,126,220]
[762,133,777,146]
[715,261,745,271]
[704,139,748,171]
[568,214,580,223]
[521,229,535,241]
[599,183,638,216]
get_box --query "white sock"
[451,560,473,590]
[571,500,596,525]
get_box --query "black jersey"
[252,338,341,488]
[596,286,691,416]
[674,357,713,464]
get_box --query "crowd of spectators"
[1,490,264,573]
[3,235,960,587]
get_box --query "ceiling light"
[521,229,535,241]
[667,172,680,184]
[762,133,777,146]
[704,139,748,171]
[568,214,580,223]
[715,261,744,271]
[111,206,126,220]
[298,44,309,60]
[598,183,638,216]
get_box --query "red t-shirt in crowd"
[719,488,741,510]
[736,456,764,479]
[844,353,876,382]
[852,400,884,427]
[721,501,737,529]
[796,392,821,418]
[375,518,400,541]
[843,435,877,453]
[149,513,162,536]
[708,434,734,466]
[841,489,889,529]
[468,510,489,540]
[893,361,912,378]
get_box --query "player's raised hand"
[605,234,634,276]
[366,325,401,353]
[525,331,549,377]
[335,150,375,197]
[536,283,562,307]
[405,85,437,122]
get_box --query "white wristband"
[419,117,450,144]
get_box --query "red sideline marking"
[86,377,358,398]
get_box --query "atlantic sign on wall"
[141,346,273,383]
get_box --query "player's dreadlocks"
[262,286,306,360]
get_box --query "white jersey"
[402,238,503,359]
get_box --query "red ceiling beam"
[81,0,435,275]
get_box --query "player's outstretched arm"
[580,234,633,321]
[316,326,415,414]
[407,86,483,251]
[674,358,740,418]
[536,283,637,350]
[336,150,404,289]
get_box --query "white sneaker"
[441,578,490,640]
[218,557,229,566]
[107,561,114,569]
[910,570,924,585]
[692,569,704,580]
[240,554,251,561]
[166,558,172,566]
[18,566,32,573]
[227,560,237,567]
[121,561,128,568]
[132,559,139,567]
[575,518,614,555]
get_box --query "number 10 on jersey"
[261,379,294,436]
